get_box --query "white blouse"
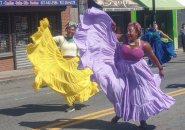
[53,36,78,56]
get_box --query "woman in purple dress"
[74,7,175,129]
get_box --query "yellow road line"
[72,108,114,119]
[49,111,115,130]
[167,88,185,95]
[170,90,185,97]
[34,88,185,130]
[48,129,60,130]
[36,108,114,129]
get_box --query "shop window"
[0,15,11,53]
[11,13,61,48]
[108,12,130,34]
[38,14,61,36]
[13,15,29,47]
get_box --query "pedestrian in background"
[145,22,176,65]
[180,23,185,52]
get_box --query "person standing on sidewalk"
[180,23,185,52]
[26,18,99,113]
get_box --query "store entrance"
[12,13,61,69]
[108,11,130,35]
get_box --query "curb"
[0,74,33,83]
[0,68,34,83]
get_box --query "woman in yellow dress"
[26,18,99,112]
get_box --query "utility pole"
[78,0,87,14]
[78,0,88,22]
[152,0,156,22]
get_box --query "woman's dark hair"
[65,22,77,31]
[88,0,103,9]
[128,22,142,36]
[182,23,185,28]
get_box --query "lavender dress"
[74,7,175,121]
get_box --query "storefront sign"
[0,0,78,6]
[93,0,143,11]
[94,0,141,8]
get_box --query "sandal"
[111,116,120,124]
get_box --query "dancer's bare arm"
[143,41,164,77]
[160,30,173,41]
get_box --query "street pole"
[78,0,80,22]
[152,0,156,22]
[78,0,88,14]
[78,0,88,22]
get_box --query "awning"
[138,0,185,10]
[0,0,77,6]
[93,0,144,11]
[177,0,185,6]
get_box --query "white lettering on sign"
[30,1,39,5]
[65,1,75,5]
[41,1,58,5]
[15,1,23,5]
[4,1,14,5]
[95,0,130,7]
[23,1,29,5]
[0,0,77,6]
[104,0,129,7]
[59,1,65,4]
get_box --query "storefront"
[137,0,185,49]
[177,9,185,47]
[177,1,185,47]
[91,0,143,34]
[89,0,185,49]
[0,0,78,71]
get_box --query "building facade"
[1,0,184,72]
[89,0,185,49]
[177,9,185,47]
[0,0,78,71]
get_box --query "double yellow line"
[33,88,185,130]
[33,108,114,130]
[167,88,185,97]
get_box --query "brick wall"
[61,6,70,35]
[0,57,14,71]
[0,6,72,72]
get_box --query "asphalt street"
[0,51,185,130]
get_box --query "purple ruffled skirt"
[74,7,175,121]
[113,58,175,121]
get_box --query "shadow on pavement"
[0,104,88,116]
[166,84,185,89]
[19,118,156,130]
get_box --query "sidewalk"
[0,68,34,82]
[0,48,184,82]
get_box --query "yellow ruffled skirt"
[26,18,99,106]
